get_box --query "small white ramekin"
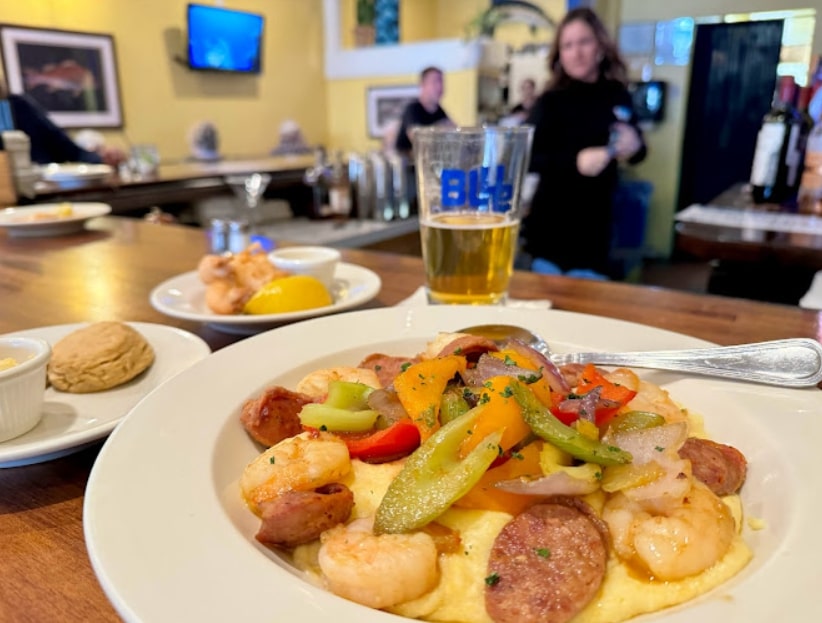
[0,337,51,443]
[268,245,341,289]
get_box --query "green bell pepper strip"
[298,403,379,432]
[439,389,471,424]
[374,406,502,535]
[510,381,632,466]
[324,380,374,410]
[607,410,666,434]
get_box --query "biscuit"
[48,321,155,393]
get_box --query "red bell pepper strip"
[344,419,421,462]
[574,363,637,427]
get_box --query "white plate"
[84,306,822,623]
[0,203,111,237]
[0,322,210,467]
[149,263,382,334]
[40,162,113,188]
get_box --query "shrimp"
[295,366,382,400]
[318,517,439,609]
[625,378,690,425]
[240,431,351,515]
[602,480,735,581]
[197,243,287,314]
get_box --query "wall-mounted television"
[187,3,264,74]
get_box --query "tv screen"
[187,3,264,73]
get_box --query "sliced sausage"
[255,483,354,549]
[240,386,313,447]
[485,498,608,623]
[679,437,747,496]
[358,353,418,387]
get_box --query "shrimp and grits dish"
[238,331,752,623]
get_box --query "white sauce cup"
[268,246,341,289]
[0,337,51,443]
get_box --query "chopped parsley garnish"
[483,381,494,388]
[400,362,412,372]
[319,424,328,431]
[374,364,382,372]
[503,354,516,366]
[479,393,490,405]
[511,451,524,460]
[534,548,551,558]
[655,445,665,452]
[500,385,514,398]
[463,388,473,400]
[484,573,501,586]
[595,471,603,480]
[517,373,540,383]
[268,456,276,464]
[454,347,463,355]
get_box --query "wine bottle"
[750,76,803,204]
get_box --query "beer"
[420,212,519,305]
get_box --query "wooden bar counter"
[1,216,821,622]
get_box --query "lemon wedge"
[243,275,333,315]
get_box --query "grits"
[292,456,751,623]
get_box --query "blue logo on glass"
[441,165,513,212]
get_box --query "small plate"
[0,203,111,237]
[0,322,211,468]
[39,162,113,189]
[149,263,382,335]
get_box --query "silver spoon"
[458,324,822,388]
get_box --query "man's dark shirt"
[8,93,102,164]
[395,100,449,153]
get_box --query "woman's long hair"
[546,7,628,90]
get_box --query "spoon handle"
[552,338,822,387]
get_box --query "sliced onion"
[460,353,539,387]
[609,421,688,465]
[504,338,570,394]
[495,470,601,496]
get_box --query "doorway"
[677,20,784,209]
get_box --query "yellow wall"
[326,69,478,152]
[0,0,327,161]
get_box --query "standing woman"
[522,7,646,277]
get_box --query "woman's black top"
[522,78,646,276]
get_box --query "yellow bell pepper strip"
[393,355,467,442]
[374,407,502,535]
[488,349,554,407]
[509,381,632,466]
[454,441,543,515]
[458,375,531,459]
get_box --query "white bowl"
[0,337,51,443]
[268,245,341,288]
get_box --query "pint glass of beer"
[413,126,534,305]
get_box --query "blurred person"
[2,83,124,166]
[510,77,538,121]
[395,66,454,154]
[271,119,312,156]
[521,7,646,278]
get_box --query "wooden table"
[1,216,821,622]
[675,184,822,304]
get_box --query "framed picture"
[0,25,124,128]
[366,84,418,138]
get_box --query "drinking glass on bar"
[413,125,534,305]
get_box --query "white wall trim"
[322,0,482,79]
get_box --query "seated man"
[395,66,454,154]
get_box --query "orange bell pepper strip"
[574,363,637,427]
[488,349,555,408]
[458,375,531,459]
[393,355,467,441]
[454,441,543,515]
